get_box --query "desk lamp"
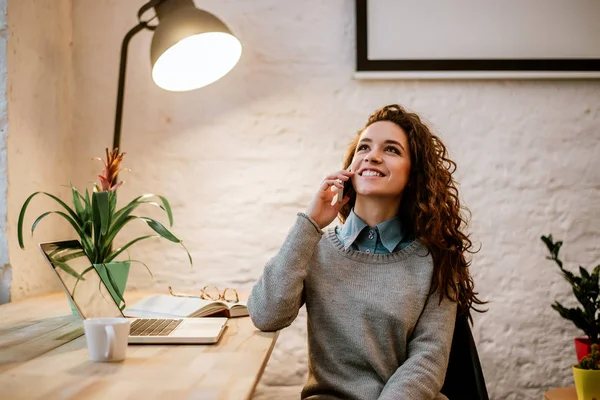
[112,0,242,151]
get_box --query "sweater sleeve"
[247,213,323,332]
[378,288,457,400]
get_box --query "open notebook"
[124,294,249,319]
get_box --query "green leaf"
[112,194,154,221]
[31,212,55,233]
[71,186,86,222]
[108,201,166,238]
[560,268,579,286]
[80,235,95,264]
[101,198,153,256]
[94,191,111,236]
[552,242,563,259]
[109,191,117,216]
[139,217,192,266]
[139,217,180,243]
[29,210,93,254]
[556,258,563,268]
[82,221,93,234]
[180,241,193,267]
[102,265,126,309]
[17,191,82,249]
[580,266,591,280]
[155,195,173,227]
[552,302,592,335]
[91,192,102,257]
[128,259,154,279]
[103,213,192,267]
[91,192,114,263]
[85,189,91,210]
[105,235,158,262]
[99,215,137,259]
[112,194,171,227]
[106,234,192,268]
[83,189,92,236]
[541,235,554,252]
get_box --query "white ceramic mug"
[83,317,130,362]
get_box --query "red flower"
[93,148,128,192]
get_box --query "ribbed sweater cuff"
[297,212,323,234]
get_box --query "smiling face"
[350,120,412,200]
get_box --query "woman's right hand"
[306,169,354,229]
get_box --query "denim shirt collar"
[338,209,406,252]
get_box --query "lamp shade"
[150,0,242,91]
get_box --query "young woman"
[248,104,486,400]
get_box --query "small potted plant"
[18,148,192,310]
[572,343,600,400]
[541,234,599,361]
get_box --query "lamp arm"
[112,22,148,151]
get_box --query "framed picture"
[355,0,600,79]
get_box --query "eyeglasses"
[168,285,239,304]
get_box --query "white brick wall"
[7,1,600,399]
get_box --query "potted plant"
[18,148,192,311]
[572,343,600,400]
[541,234,599,361]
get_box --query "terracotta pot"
[575,337,593,362]
[572,366,600,400]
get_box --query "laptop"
[39,240,228,344]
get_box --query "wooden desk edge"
[248,330,280,400]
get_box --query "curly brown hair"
[339,104,487,322]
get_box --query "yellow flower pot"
[573,366,600,400]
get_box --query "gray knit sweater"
[248,213,457,400]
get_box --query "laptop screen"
[39,240,123,319]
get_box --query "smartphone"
[337,182,344,203]
[331,166,352,206]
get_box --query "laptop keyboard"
[130,318,183,336]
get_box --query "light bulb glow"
[152,32,242,91]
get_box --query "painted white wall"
[6,0,74,300]
[0,0,8,304]
[5,0,600,399]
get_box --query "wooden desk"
[544,387,577,400]
[0,292,279,400]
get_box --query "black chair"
[440,311,489,400]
